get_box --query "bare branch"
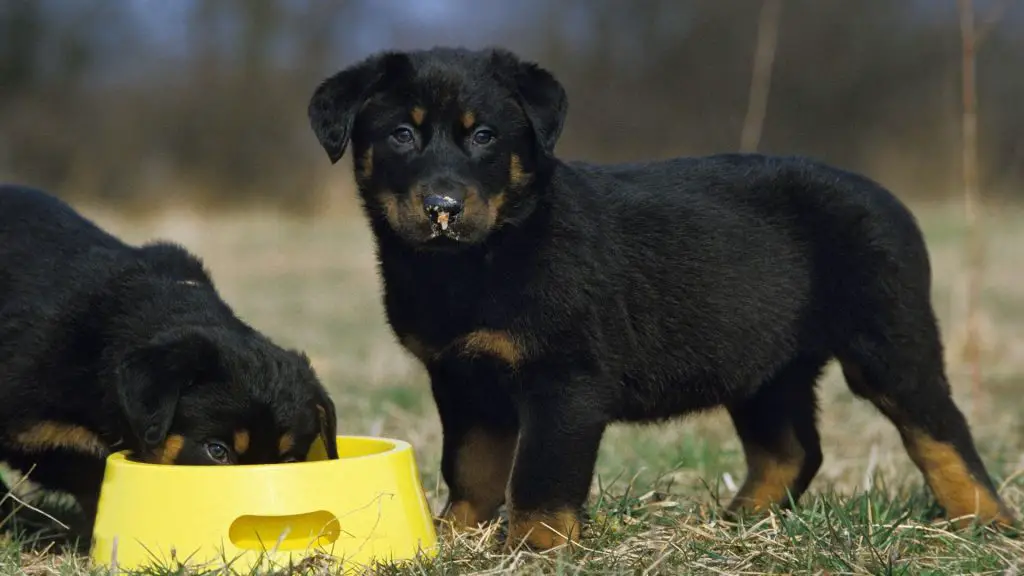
[740,0,783,153]
[958,0,986,414]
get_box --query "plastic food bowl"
[89,435,438,572]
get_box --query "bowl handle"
[228,510,340,552]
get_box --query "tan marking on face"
[379,193,400,229]
[13,421,109,457]
[461,186,505,232]
[153,434,185,465]
[458,329,524,367]
[278,433,296,456]
[445,428,518,531]
[507,508,581,550]
[233,429,250,455]
[359,147,373,179]
[408,187,425,217]
[462,186,483,215]
[461,111,476,129]
[509,154,531,188]
[411,106,426,126]
[904,429,1014,527]
[487,191,506,228]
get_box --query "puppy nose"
[423,194,463,229]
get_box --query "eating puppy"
[0,184,339,540]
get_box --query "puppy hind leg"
[839,331,1016,529]
[725,355,827,518]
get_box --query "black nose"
[423,194,463,225]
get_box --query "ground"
[2,191,1024,575]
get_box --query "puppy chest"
[613,368,746,422]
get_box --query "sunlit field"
[4,191,1024,574]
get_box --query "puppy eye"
[471,128,495,146]
[204,441,231,464]
[391,125,415,145]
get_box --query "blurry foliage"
[0,0,1021,212]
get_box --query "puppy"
[307,46,1015,550]
[0,185,339,540]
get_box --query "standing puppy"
[0,185,339,540]
[307,46,1015,550]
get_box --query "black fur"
[0,185,339,542]
[308,46,1015,549]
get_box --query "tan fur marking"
[462,187,506,230]
[461,111,476,129]
[359,147,373,179]
[509,154,531,187]
[462,185,483,216]
[459,329,524,367]
[379,194,400,229]
[444,428,518,531]
[508,508,582,550]
[840,356,1013,528]
[443,501,485,532]
[233,429,250,455]
[488,191,506,228]
[729,453,803,513]
[904,429,1014,527]
[728,428,805,514]
[278,433,296,456]
[153,434,185,465]
[411,106,426,126]
[14,422,109,457]
[408,187,425,217]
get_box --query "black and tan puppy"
[0,185,339,539]
[307,46,1015,550]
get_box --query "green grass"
[3,197,1024,575]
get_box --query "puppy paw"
[505,508,581,551]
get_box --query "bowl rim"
[103,435,413,471]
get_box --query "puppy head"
[115,327,339,466]
[308,46,568,250]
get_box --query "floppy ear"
[296,352,339,460]
[489,48,569,157]
[314,393,339,460]
[308,51,411,164]
[116,330,223,449]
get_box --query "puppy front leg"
[506,383,608,551]
[430,365,519,533]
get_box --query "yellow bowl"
[89,435,438,572]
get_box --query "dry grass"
[3,194,1024,575]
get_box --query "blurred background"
[1,0,1022,212]
[2,0,1024,521]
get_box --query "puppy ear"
[315,392,339,460]
[308,51,412,164]
[489,48,569,156]
[116,330,222,449]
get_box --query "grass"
[3,195,1024,575]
